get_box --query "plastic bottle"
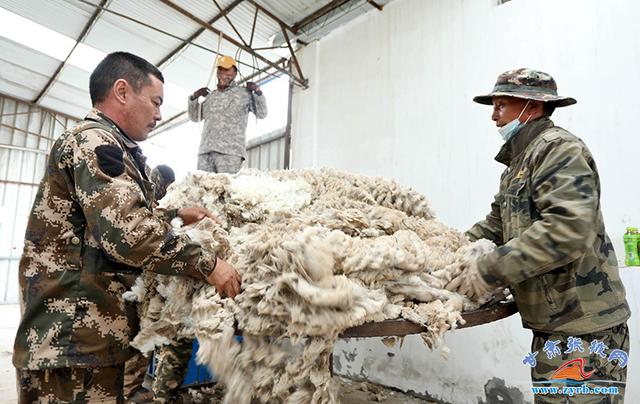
[623,227,640,266]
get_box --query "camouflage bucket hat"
[473,68,577,107]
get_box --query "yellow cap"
[216,55,236,69]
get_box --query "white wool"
[122,275,146,302]
[131,168,501,404]
[228,171,312,213]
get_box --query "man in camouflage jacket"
[13,52,241,403]
[149,164,175,201]
[457,68,630,403]
[188,55,267,174]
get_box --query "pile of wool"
[126,168,497,404]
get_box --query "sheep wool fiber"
[125,168,497,404]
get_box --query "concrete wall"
[290,0,640,402]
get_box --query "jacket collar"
[85,108,139,151]
[85,108,149,180]
[494,117,554,166]
[217,81,237,92]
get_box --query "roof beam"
[159,0,307,88]
[157,0,245,69]
[33,0,109,105]
[280,23,305,85]
[245,1,305,84]
[212,0,248,47]
[238,57,287,85]
[75,0,258,72]
[248,1,295,33]
[367,0,384,11]
[290,0,353,34]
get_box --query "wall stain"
[478,377,525,404]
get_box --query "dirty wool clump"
[127,168,496,404]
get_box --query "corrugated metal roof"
[0,0,93,38]
[0,38,59,101]
[0,0,394,120]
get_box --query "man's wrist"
[255,90,263,96]
[196,252,217,279]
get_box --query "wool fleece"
[125,168,498,404]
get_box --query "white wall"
[291,0,640,402]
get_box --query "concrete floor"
[0,304,19,404]
[0,304,436,404]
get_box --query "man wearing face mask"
[188,55,268,174]
[450,68,630,403]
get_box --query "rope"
[206,31,224,89]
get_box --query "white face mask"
[498,100,531,142]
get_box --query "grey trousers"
[197,151,244,174]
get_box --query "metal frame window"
[0,94,75,303]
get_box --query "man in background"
[188,55,267,174]
[150,164,176,200]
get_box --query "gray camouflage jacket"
[188,82,267,158]
[467,117,630,335]
[13,109,216,370]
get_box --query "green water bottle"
[624,227,640,266]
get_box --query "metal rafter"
[366,0,384,11]
[280,23,305,85]
[74,0,259,73]
[212,0,248,47]
[157,0,245,69]
[158,0,308,88]
[34,0,110,105]
[245,1,305,85]
[248,6,259,47]
[239,57,287,85]
[290,0,354,34]
[248,1,295,33]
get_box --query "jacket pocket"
[514,266,583,331]
[538,274,558,310]
[503,179,532,239]
[59,228,84,270]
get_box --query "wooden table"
[340,300,518,338]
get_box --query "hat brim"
[216,63,237,70]
[473,92,577,107]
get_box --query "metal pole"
[283,63,294,170]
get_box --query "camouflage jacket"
[13,109,216,370]
[467,117,630,335]
[188,82,267,158]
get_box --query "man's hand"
[206,258,242,298]
[446,257,492,301]
[191,87,210,100]
[245,82,262,95]
[177,206,219,225]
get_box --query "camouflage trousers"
[531,322,629,404]
[197,151,243,174]
[152,339,192,403]
[123,351,150,398]
[17,364,125,403]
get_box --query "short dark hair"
[89,52,164,105]
[543,102,557,117]
[153,164,175,184]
